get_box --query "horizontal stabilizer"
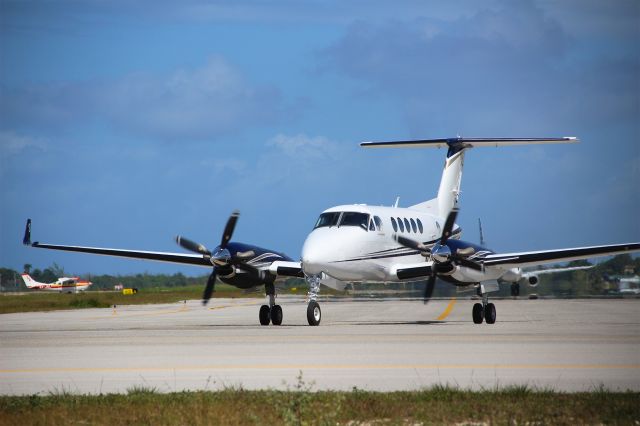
[361,137,578,150]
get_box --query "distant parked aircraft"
[21,273,92,293]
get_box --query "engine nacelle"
[527,275,539,287]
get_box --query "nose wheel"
[307,301,321,326]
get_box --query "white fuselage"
[300,204,522,285]
[301,204,452,282]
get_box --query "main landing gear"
[259,283,283,326]
[472,288,496,324]
[306,273,322,326]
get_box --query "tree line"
[1,254,638,295]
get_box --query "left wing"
[483,243,640,269]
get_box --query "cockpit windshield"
[313,211,371,231]
[339,212,370,230]
[314,212,340,229]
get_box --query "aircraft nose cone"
[301,230,331,275]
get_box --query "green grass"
[0,384,638,425]
[0,284,262,314]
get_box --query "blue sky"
[1,0,638,276]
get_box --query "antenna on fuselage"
[393,197,400,208]
[478,218,485,246]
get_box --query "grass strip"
[0,284,261,314]
[0,384,638,425]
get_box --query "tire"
[472,303,484,324]
[485,303,496,324]
[271,305,283,326]
[307,301,321,326]
[259,305,271,326]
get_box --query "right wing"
[483,243,640,269]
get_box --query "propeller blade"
[395,235,429,252]
[202,270,217,305]
[440,208,459,245]
[176,235,211,256]
[423,274,436,304]
[220,210,240,249]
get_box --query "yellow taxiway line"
[436,297,457,320]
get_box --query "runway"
[1,297,639,395]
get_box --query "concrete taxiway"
[1,297,639,395]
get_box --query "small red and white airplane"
[21,274,92,293]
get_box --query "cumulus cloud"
[1,57,283,142]
[322,1,638,136]
[0,131,47,156]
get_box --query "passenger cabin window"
[391,217,398,232]
[410,218,417,233]
[339,212,370,230]
[314,212,340,229]
[397,217,405,232]
[417,218,424,233]
[373,216,382,231]
[403,218,411,233]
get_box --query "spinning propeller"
[395,208,482,303]
[175,210,259,305]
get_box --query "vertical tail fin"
[360,137,577,216]
[21,274,40,288]
[436,150,464,216]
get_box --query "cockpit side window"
[391,217,398,232]
[314,212,340,229]
[369,218,376,231]
[339,212,370,230]
[373,216,382,231]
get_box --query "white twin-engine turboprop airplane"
[23,137,640,326]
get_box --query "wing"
[483,243,640,269]
[522,265,593,278]
[29,242,212,267]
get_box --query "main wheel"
[485,303,496,324]
[259,305,271,325]
[472,303,484,324]
[307,301,321,326]
[271,305,283,325]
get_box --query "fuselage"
[300,204,524,285]
[301,204,459,282]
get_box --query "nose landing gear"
[305,273,322,326]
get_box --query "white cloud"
[1,57,284,142]
[0,131,47,157]
[266,133,335,159]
